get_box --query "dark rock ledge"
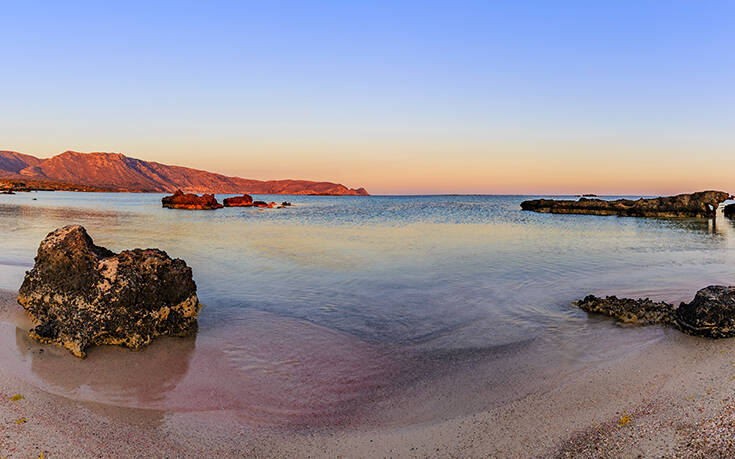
[17,225,202,358]
[575,286,735,338]
[521,190,730,218]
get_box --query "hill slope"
[0,151,368,195]
[0,151,42,176]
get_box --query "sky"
[0,1,733,195]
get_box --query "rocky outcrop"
[223,194,253,207]
[574,285,735,338]
[675,286,735,338]
[162,190,223,210]
[574,295,675,326]
[17,225,202,358]
[724,203,735,218]
[521,191,730,218]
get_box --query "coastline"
[3,288,735,457]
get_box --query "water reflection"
[16,328,196,407]
[3,193,735,427]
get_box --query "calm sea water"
[2,192,735,428]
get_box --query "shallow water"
[2,192,735,428]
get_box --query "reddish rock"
[223,194,254,207]
[252,201,269,207]
[1,150,370,195]
[162,190,223,210]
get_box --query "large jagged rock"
[724,203,735,218]
[575,286,735,338]
[162,189,223,210]
[17,225,202,358]
[675,286,735,338]
[521,191,730,218]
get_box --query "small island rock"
[17,225,202,358]
[223,194,254,207]
[162,189,223,210]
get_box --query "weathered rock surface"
[675,286,735,338]
[162,189,223,210]
[575,285,735,338]
[574,295,675,326]
[521,191,730,218]
[17,225,202,358]
[223,194,253,207]
[724,203,735,218]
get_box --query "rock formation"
[675,286,735,338]
[724,203,735,218]
[574,285,735,338]
[223,194,253,207]
[521,191,730,218]
[162,190,223,210]
[574,295,675,326]
[17,225,202,358]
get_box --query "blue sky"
[1,1,733,193]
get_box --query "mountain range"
[0,151,368,195]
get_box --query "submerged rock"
[223,194,254,207]
[521,190,729,218]
[575,285,735,338]
[17,225,202,358]
[162,189,223,210]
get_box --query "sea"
[1,192,735,429]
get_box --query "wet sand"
[3,289,735,457]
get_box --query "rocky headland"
[17,225,202,358]
[521,191,730,218]
[0,150,369,195]
[575,285,735,338]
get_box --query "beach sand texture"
[4,289,735,457]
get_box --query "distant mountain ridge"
[0,151,369,195]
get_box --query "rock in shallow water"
[223,194,254,207]
[17,225,202,358]
[675,286,735,338]
[574,295,675,326]
[521,190,730,218]
[162,189,223,210]
[575,286,735,338]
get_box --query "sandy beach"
[4,288,735,457]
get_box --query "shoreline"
[3,289,735,456]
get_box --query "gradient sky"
[1,1,733,194]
